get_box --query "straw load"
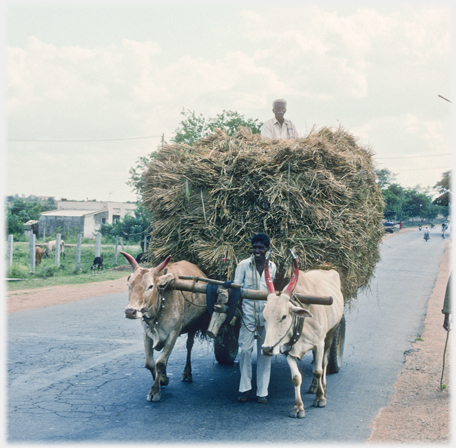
[142,126,384,307]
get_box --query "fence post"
[95,232,102,258]
[55,233,61,267]
[114,236,119,265]
[7,234,13,268]
[120,237,127,264]
[29,233,36,272]
[75,232,83,270]
[143,234,148,252]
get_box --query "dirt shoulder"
[368,238,451,443]
[6,275,129,313]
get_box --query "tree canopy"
[376,170,450,221]
[433,170,451,207]
[98,202,152,244]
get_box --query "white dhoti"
[238,300,271,398]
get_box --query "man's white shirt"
[260,117,299,140]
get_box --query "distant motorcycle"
[424,233,430,241]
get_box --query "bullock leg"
[312,341,326,408]
[286,355,305,419]
[181,330,195,382]
[149,328,180,402]
[143,333,158,402]
[321,327,338,399]
[144,333,169,402]
[307,348,318,394]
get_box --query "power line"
[391,166,450,172]
[377,153,450,160]
[7,135,169,143]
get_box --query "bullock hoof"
[289,408,305,419]
[147,388,161,402]
[181,372,193,382]
[313,398,327,408]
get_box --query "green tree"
[7,209,24,235]
[402,189,436,221]
[382,183,406,220]
[6,198,43,238]
[375,168,397,189]
[433,170,451,207]
[173,109,262,145]
[9,198,42,221]
[98,202,152,243]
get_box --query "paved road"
[6,228,449,443]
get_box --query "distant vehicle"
[383,221,394,233]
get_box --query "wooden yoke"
[175,276,333,306]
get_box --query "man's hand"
[443,313,451,331]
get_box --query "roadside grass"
[5,242,140,291]
[6,269,130,291]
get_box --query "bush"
[7,264,31,279]
[35,266,58,278]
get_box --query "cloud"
[6,5,451,200]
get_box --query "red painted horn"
[264,253,275,294]
[155,256,171,272]
[120,251,139,270]
[283,250,299,296]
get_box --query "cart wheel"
[214,319,241,365]
[327,314,346,374]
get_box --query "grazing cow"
[44,240,65,259]
[35,247,43,265]
[121,251,210,402]
[91,256,103,270]
[262,251,344,418]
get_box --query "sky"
[4,1,453,203]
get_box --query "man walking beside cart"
[234,233,277,403]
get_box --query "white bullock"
[44,240,65,259]
[262,251,344,418]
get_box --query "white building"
[38,201,137,239]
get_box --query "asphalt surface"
[6,228,449,443]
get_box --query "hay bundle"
[142,126,384,307]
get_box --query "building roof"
[40,208,108,217]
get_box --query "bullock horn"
[264,253,275,294]
[120,251,139,270]
[283,249,299,296]
[155,256,171,272]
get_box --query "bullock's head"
[121,251,171,320]
[262,250,312,357]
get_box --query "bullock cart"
[163,274,346,374]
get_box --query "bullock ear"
[290,303,313,318]
[157,273,175,289]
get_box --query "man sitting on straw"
[260,99,299,139]
[234,233,277,403]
